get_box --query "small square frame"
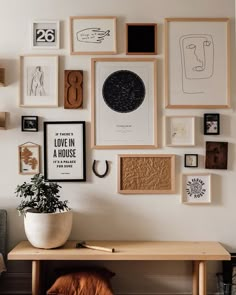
[182,173,212,204]
[165,116,195,146]
[184,154,198,168]
[126,23,157,55]
[31,20,60,49]
[21,116,38,132]
[18,143,40,175]
[204,113,220,135]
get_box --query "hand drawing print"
[27,66,48,96]
[180,34,214,94]
[76,28,110,44]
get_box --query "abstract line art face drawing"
[76,28,110,44]
[180,34,214,94]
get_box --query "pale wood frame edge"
[18,144,40,175]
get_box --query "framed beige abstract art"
[118,154,175,194]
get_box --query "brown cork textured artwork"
[64,70,83,109]
[118,154,175,194]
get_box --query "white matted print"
[165,116,195,146]
[91,58,157,149]
[165,18,230,108]
[31,20,60,49]
[182,173,212,204]
[70,16,117,54]
[19,55,58,107]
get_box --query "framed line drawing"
[18,143,40,175]
[184,154,198,168]
[118,154,175,194]
[165,18,230,108]
[19,55,58,107]
[126,23,157,55]
[205,141,228,169]
[91,58,157,149]
[70,16,117,55]
[182,173,212,204]
[44,121,86,182]
[204,113,220,135]
[165,116,195,146]
[31,20,60,49]
[21,116,38,132]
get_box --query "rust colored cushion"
[47,268,115,295]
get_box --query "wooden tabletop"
[8,241,230,261]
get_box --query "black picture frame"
[44,121,86,182]
[184,154,198,168]
[204,113,220,135]
[21,116,38,132]
[126,23,157,55]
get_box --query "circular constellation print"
[102,70,146,113]
[186,178,206,198]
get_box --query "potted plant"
[15,174,72,249]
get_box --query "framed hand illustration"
[165,18,230,108]
[91,58,157,149]
[44,121,86,182]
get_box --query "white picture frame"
[165,116,195,146]
[181,173,212,204]
[70,16,117,55]
[165,18,230,109]
[91,58,157,149]
[19,55,58,108]
[31,20,60,49]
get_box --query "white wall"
[0,0,235,294]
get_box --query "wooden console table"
[8,240,230,295]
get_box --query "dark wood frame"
[126,23,157,55]
[205,141,228,170]
[204,113,220,135]
[21,116,38,132]
[44,121,86,182]
[184,154,198,168]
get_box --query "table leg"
[192,261,199,295]
[199,261,206,295]
[32,260,40,295]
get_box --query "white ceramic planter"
[24,210,72,249]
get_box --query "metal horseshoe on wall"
[92,160,109,178]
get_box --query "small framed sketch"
[44,121,86,182]
[21,116,38,132]
[126,23,157,55]
[70,16,117,55]
[31,20,60,49]
[118,154,175,194]
[182,173,212,204]
[184,154,198,168]
[165,116,195,146]
[204,113,220,135]
[205,141,228,169]
[18,143,40,175]
[19,55,58,107]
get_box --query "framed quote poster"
[19,55,58,107]
[182,173,212,204]
[18,143,40,175]
[44,121,86,182]
[91,58,157,149]
[70,16,117,55]
[165,18,230,108]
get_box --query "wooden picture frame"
[19,55,58,107]
[18,143,40,175]
[184,154,198,168]
[204,113,220,135]
[44,121,86,182]
[165,18,230,109]
[21,116,38,132]
[126,23,157,55]
[118,154,175,194]
[205,141,228,169]
[181,173,212,204]
[91,58,157,149]
[70,16,117,55]
[0,112,6,130]
[165,116,195,146]
[31,20,60,49]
